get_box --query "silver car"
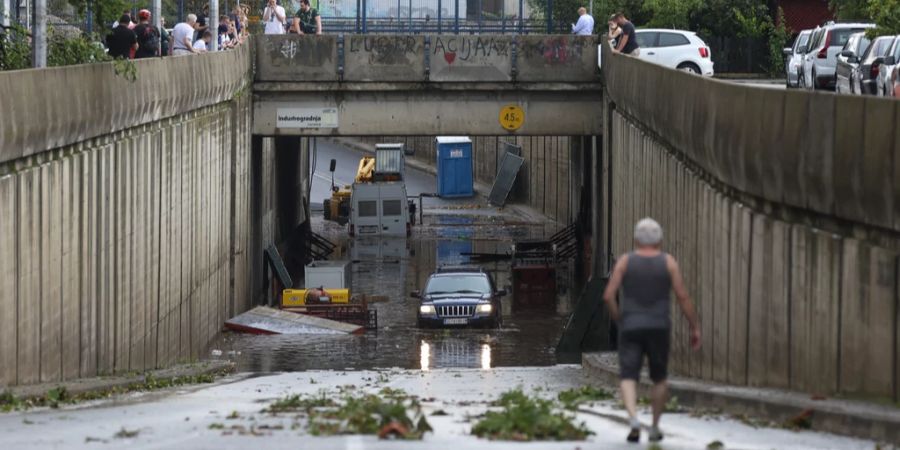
[800,22,874,90]
[784,29,812,88]
[876,35,900,97]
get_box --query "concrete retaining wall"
[0,47,277,386]
[607,111,900,402]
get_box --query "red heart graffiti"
[444,52,456,64]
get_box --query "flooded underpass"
[209,201,580,372]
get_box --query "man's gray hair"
[187,13,197,23]
[634,218,663,246]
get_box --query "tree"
[642,0,701,30]
[867,0,900,36]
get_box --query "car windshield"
[795,33,809,50]
[832,28,867,47]
[425,275,491,295]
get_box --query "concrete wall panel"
[790,226,841,393]
[839,240,896,398]
[79,149,98,378]
[832,96,867,223]
[345,36,425,82]
[61,154,81,380]
[712,193,730,383]
[861,98,895,228]
[0,175,17,385]
[517,35,598,82]
[255,35,339,81]
[17,167,41,384]
[39,162,62,383]
[780,91,809,208]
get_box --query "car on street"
[800,22,874,90]
[633,29,714,76]
[853,35,894,95]
[415,267,505,328]
[876,35,900,97]
[835,32,870,94]
[784,29,813,88]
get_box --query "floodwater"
[209,158,579,372]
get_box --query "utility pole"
[152,0,160,55]
[32,0,46,67]
[209,0,218,51]
[1,0,10,31]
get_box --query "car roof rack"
[435,266,485,274]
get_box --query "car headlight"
[476,304,493,313]
[419,305,435,314]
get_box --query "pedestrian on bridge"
[291,0,322,35]
[106,14,138,59]
[172,15,199,55]
[263,0,287,35]
[133,9,161,58]
[611,12,639,56]
[571,7,594,36]
[602,218,700,443]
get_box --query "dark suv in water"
[414,267,505,328]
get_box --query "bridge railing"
[254,34,599,84]
[602,40,900,233]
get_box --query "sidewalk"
[583,352,900,444]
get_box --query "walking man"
[571,7,594,36]
[602,218,700,443]
[611,12,639,56]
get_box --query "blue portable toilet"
[435,136,474,198]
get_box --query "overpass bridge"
[1,34,899,417]
[252,34,601,136]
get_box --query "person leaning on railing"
[290,0,322,35]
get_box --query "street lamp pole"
[32,0,46,67]
[209,0,218,51]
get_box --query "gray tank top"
[619,252,672,331]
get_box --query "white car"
[633,28,714,76]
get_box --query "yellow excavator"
[323,157,375,225]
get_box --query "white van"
[349,182,410,236]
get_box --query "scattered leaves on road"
[113,427,140,439]
[706,440,725,449]
[472,389,593,441]
[557,386,613,409]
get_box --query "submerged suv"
[415,267,505,328]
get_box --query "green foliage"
[472,389,593,441]
[0,23,34,70]
[867,0,900,36]
[304,390,432,439]
[831,0,869,20]
[768,8,791,77]
[556,385,613,410]
[264,391,337,413]
[642,0,702,30]
[47,29,110,67]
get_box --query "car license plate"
[443,318,468,325]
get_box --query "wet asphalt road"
[209,139,574,372]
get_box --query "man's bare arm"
[667,255,701,349]
[615,34,628,52]
[602,255,629,322]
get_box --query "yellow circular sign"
[499,105,525,131]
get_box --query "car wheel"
[677,62,701,74]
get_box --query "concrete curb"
[5,360,235,401]
[582,353,900,444]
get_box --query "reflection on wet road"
[209,143,576,373]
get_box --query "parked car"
[853,35,894,95]
[633,29,714,76]
[415,267,505,328]
[784,29,813,88]
[835,32,870,94]
[800,22,874,90]
[876,35,900,97]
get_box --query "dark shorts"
[618,328,670,383]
